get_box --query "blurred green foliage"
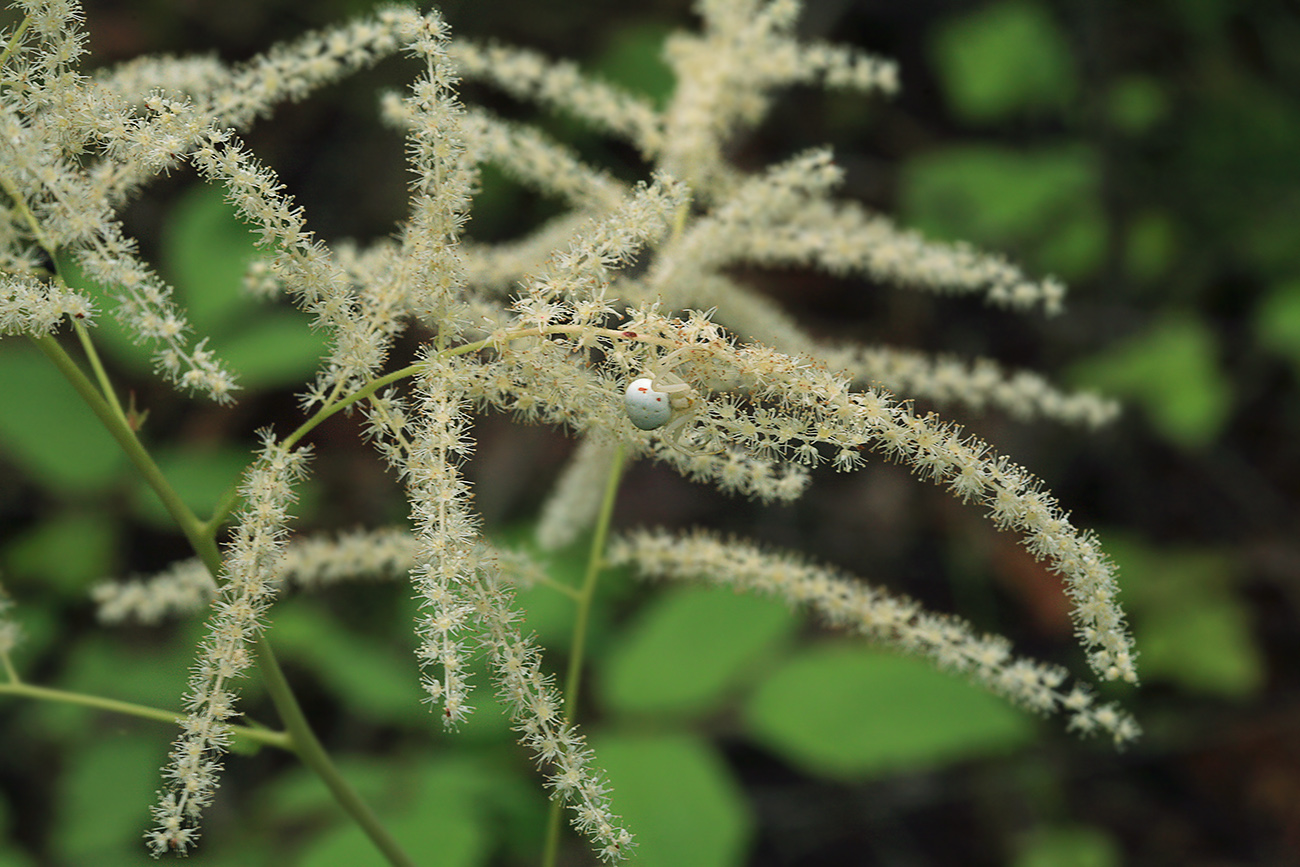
[1070,315,1231,450]
[928,0,1077,123]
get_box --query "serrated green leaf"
[929,0,1077,122]
[745,645,1032,779]
[594,732,751,867]
[1069,315,1230,448]
[0,345,125,493]
[599,585,794,718]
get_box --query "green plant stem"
[31,333,218,562]
[73,317,126,420]
[0,13,31,70]
[541,441,627,867]
[279,324,676,455]
[0,680,291,750]
[0,649,19,684]
[254,632,417,867]
[563,442,627,717]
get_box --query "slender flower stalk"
[146,434,310,855]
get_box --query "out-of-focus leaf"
[593,732,751,867]
[1014,824,1122,867]
[271,604,426,725]
[902,145,1104,280]
[4,510,116,595]
[1108,537,1263,698]
[0,345,125,493]
[54,733,164,864]
[163,184,259,334]
[1108,76,1169,135]
[1178,80,1300,272]
[1070,314,1230,449]
[296,754,530,867]
[599,585,794,718]
[1255,278,1300,376]
[929,0,1076,122]
[1124,211,1178,286]
[215,309,325,388]
[128,443,251,528]
[591,24,675,108]
[745,645,1033,779]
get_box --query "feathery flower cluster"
[398,355,632,853]
[91,527,420,625]
[146,435,310,855]
[0,0,238,399]
[400,354,484,726]
[474,564,634,861]
[3,0,1144,861]
[0,270,93,334]
[611,529,1140,744]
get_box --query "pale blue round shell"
[625,377,673,430]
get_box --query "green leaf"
[598,585,795,718]
[1107,76,1169,136]
[163,184,260,334]
[1069,314,1230,449]
[591,24,675,109]
[263,757,399,821]
[54,733,164,863]
[1013,825,1122,867]
[4,510,116,595]
[593,732,751,867]
[1106,537,1262,698]
[215,309,326,389]
[271,604,427,725]
[1255,278,1300,375]
[0,844,37,867]
[128,443,250,527]
[929,0,1077,122]
[1140,602,1262,697]
[0,345,126,493]
[296,755,512,867]
[744,645,1033,779]
[1124,211,1178,286]
[901,145,1104,280]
